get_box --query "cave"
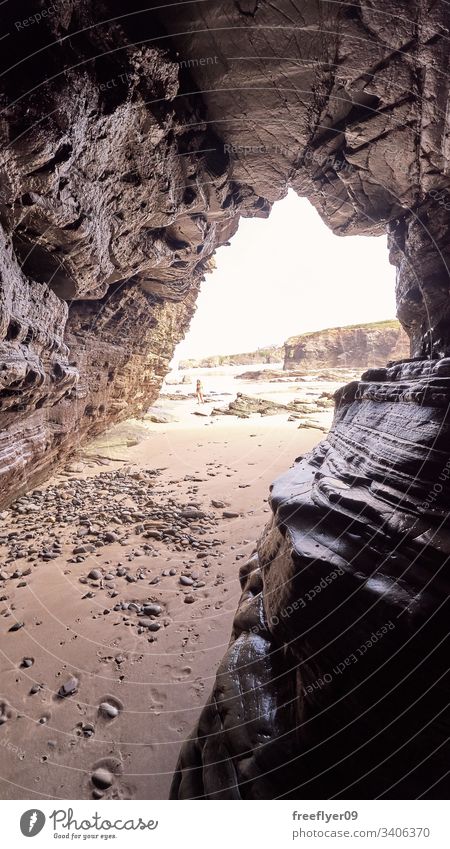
[0,0,449,803]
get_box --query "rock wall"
[284,320,410,369]
[0,1,264,504]
[172,358,450,798]
[0,0,449,799]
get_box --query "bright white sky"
[174,190,397,361]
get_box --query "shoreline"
[0,368,345,799]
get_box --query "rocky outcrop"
[0,3,260,503]
[179,345,283,369]
[284,320,410,369]
[0,0,449,800]
[211,391,333,418]
[171,358,450,799]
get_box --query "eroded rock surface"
[172,358,450,798]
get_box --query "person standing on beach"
[196,379,204,404]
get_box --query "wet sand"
[0,369,341,800]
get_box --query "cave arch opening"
[170,189,402,374]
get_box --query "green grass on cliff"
[285,319,401,346]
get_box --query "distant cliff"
[283,320,410,370]
[179,345,283,370]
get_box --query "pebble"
[88,569,102,580]
[99,702,119,719]
[184,594,196,604]
[92,767,113,789]
[181,508,206,519]
[21,657,34,668]
[138,619,161,631]
[8,621,24,632]
[104,532,119,543]
[58,676,79,698]
[179,576,194,586]
[223,511,240,518]
[142,603,162,616]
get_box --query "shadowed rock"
[171,359,450,798]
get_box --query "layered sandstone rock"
[172,358,450,798]
[0,1,263,503]
[284,320,410,369]
[0,0,449,799]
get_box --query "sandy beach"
[0,366,353,800]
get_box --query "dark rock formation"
[0,1,262,504]
[284,320,410,369]
[171,358,450,798]
[0,0,449,799]
[179,345,283,369]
